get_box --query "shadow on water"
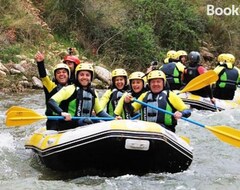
[29,149,173,181]
[28,153,114,181]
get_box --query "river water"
[0,90,240,190]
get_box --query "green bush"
[32,0,209,70]
[131,0,207,50]
[0,44,21,63]
[4,0,239,69]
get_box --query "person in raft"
[124,70,191,133]
[114,71,147,119]
[63,53,81,84]
[213,53,240,100]
[48,63,112,131]
[160,50,185,90]
[35,51,70,130]
[182,51,215,103]
[100,68,129,117]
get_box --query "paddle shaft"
[133,98,240,148]
[133,98,205,128]
[48,116,114,120]
[130,113,141,120]
[9,115,114,121]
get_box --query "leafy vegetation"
[1,0,240,71]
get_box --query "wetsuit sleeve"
[213,66,223,75]
[51,85,75,103]
[176,62,185,72]
[114,93,127,116]
[41,76,56,92]
[48,99,63,115]
[129,92,147,112]
[37,61,47,78]
[100,89,112,109]
[48,85,75,114]
[236,67,240,84]
[168,91,191,117]
[93,90,106,114]
[37,60,56,92]
[181,109,191,118]
[197,66,207,74]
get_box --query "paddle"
[179,70,218,94]
[132,98,240,148]
[5,106,31,115]
[131,113,141,120]
[6,107,114,127]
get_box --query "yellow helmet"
[53,63,71,78]
[129,71,145,80]
[164,57,169,64]
[166,50,178,60]
[176,50,187,59]
[167,50,176,58]
[75,63,94,80]
[217,53,226,63]
[129,71,146,84]
[111,69,128,78]
[147,70,166,84]
[225,53,235,65]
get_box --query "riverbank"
[0,55,111,93]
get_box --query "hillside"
[0,0,239,81]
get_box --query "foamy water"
[0,90,240,190]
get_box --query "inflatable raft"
[175,88,240,111]
[25,120,193,176]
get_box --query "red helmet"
[63,55,80,65]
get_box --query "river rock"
[15,55,27,60]
[16,83,25,92]
[0,70,7,77]
[10,68,21,74]
[32,76,43,89]
[92,78,107,89]
[27,58,35,64]
[19,80,31,88]
[0,62,9,74]
[94,65,112,85]
[22,76,28,80]
[13,64,25,73]
[200,47,214,61]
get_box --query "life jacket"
[124,88,146,119]
[141,90,177,128]
[161,62,182,84]
[60,86,95,117]
[216,66,239,90]
[183,65,201,84]
[107,88,124,116]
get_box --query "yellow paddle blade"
[180,136,190,144]
[5,106,33,116]
[179,70,218,93]
[6,110,46,127]
[206,125,240,148]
